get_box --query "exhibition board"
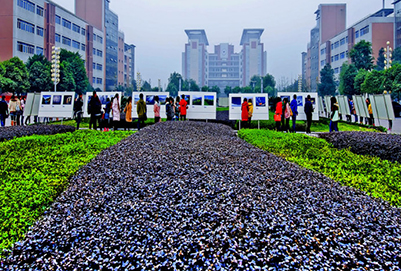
[178,91,217,120]
[324,96,332,117]
[353,95,369,118]
[131,92,169,119]
[229,94,269,121]
[277,92,319,121]
[83,92,122,118]
[38,92,75,118]
[23,93,41,117]
[337,96,351,116]
[318,96,325,116]
[370,94,395,120]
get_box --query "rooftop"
[240,29,264,45]
[185,30,209,45]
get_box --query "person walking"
[366,98,374,126]
[124,96,133,130]
[8,95,19,126]
[174,96,180,121]
[103,97,111,131]
[88,91,102,130]
[241,98,249,129]
[166,97,174,121]
[73,93,84,130]
[20,96,25,126]
[282,98,291,132]
[274,97,282,131]
[290,94,298,133]
[304,95,313,134]
[137,93,147,130]
[330,97,340,132]
[179,94,188,121]
[112,93,121,131]
[0,96,8,127]
[248,98,253,128]
[154,96,161,123]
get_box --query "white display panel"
[337,96,351,116]
[318,96,325,116]
[83,92,122,118]
[277,92,319,121]
[23,93,41,117]
[324,96,332,117]
[353,95,369,118]
[38,92,75,118]
[229,94,269,121]
[371,94,395,120]
[178,91,217,120]
[132,92,169,119]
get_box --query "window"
[96,64,103,71]
[334,67,339,74]
[81,28,86,36]
[334,54,339,61]
[340,38,345,46]
[98,36,103,44]
[320,48,326,55]
[55,15,61,24]
[355,30,359,38]
[55,33,60,42]
[93,63,96,70]
[62,36,71,46]
[62,19,71,29]
[97,78,102,84]
[93,77,96,84]
[36,6,43,16]
[81,44,86,51]
[331,44,334,50]
[334,41,339,48]
[97,49,103,57]
[93,33,96,41]
[93,49,96,55]
[36,47,43,55]
[331,56,334,62]
[72,24,80,34]
[17,0,35,13]
[321,60,325,66]
[17,19,35,34]
[72,40,80,49]
[17,41,35,54]
[360,25,369,36]
[36,26,43,37]
[340,52,345,59]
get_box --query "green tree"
[166,72,183,96]
[233,86,242,93]
[166,83,178,97]
[361,70,386,94]
[28,61,52,92]
[263,74,276,89]
[318,64,336,96]
[59,49,88,94]
[187,79,200,91]
[242,86,253,93]
[142,81,151,91]
[339,63,358,95]
[1,57,30,94]
[349,40,374,70]
[354,69,369,95]
[376,47,385,71]
[58,62,76,92]
[211,85,220,94]
[68,57,88,93]
[26,54,51,71]
[224,86,232,97]
[201,86,210,92]
[392,47,401,65]
[0,62,16,93]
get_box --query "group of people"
[155,94,188,122]
[240,98,254,128]
[0,95,27,127]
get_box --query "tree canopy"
[349,40,374,70]
[318,64,336,96]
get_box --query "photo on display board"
[310,97,316,105]
[185,95,190,103]
[281,96,290,102]
[256,97,266,107]
[53,95,62,105]
[42,95,51,105]
[192,96,202,106]
[134,95,140,104]
[204,95,214,106]
[231,97,241,107]
[99,95,109,105]
[159,95,167,105]
[297,96,303,106]
[63,95,72,105]
[146,95,155,105]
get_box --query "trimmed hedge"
[0,130,134,252]
[238,129,401,207]
[0,125,75,142]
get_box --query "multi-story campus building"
[182,29,267,95]
[303,3,395,89]
[0,0,135,91]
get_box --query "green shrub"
[238,129,401,207]
[0,130,133,252]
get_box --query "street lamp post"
[384,41,392,70]
[51,46,60,91]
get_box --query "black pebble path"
[2,122,401,270]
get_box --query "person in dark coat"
[74,93,84,130]
[304,95,313,134]
[0,96,8,127]
[88,91,102,130]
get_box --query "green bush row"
[0,130,134,253]
[238,129,401,207]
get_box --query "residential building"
[123,43,135,88]
[393,0,401,48]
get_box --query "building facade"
[182,29,267,95]
[393,0,401,48]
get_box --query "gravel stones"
[319,131,401,164]
[2,122,401,270]
[0,125,75,142]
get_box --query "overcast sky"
[52,0,391,88]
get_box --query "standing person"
[304,95,313,134]
[88,91,102,130]
[112,93,121,130]
[154,96,161,123]
[15,96,22,126]
[330,97,340,132]
[8,95,18,126]
[136,93,147,130]
[20,96,25,126]
[366,98,374,126]
[0,96,8,127]
[290,94,298,133]
[174,96,180,121]
[241,98,249,129]
[103,97,111,131]
[248,98,253,128]
[179,94,188,121]
[166,97,174,121]
[73,93,84,130]
[124,96,133,130]
[282,98,291,132]
[274,97,282,131]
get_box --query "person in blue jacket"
[290,94,298,133]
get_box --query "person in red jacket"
[275,97,283,131]
[179,94,188,121]
[241,98,249,129]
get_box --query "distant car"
[393,102,401,118]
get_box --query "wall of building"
[0,0,14,61]
[320,4,346,44]
[75,0,104,31]
[117,31,124,86]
